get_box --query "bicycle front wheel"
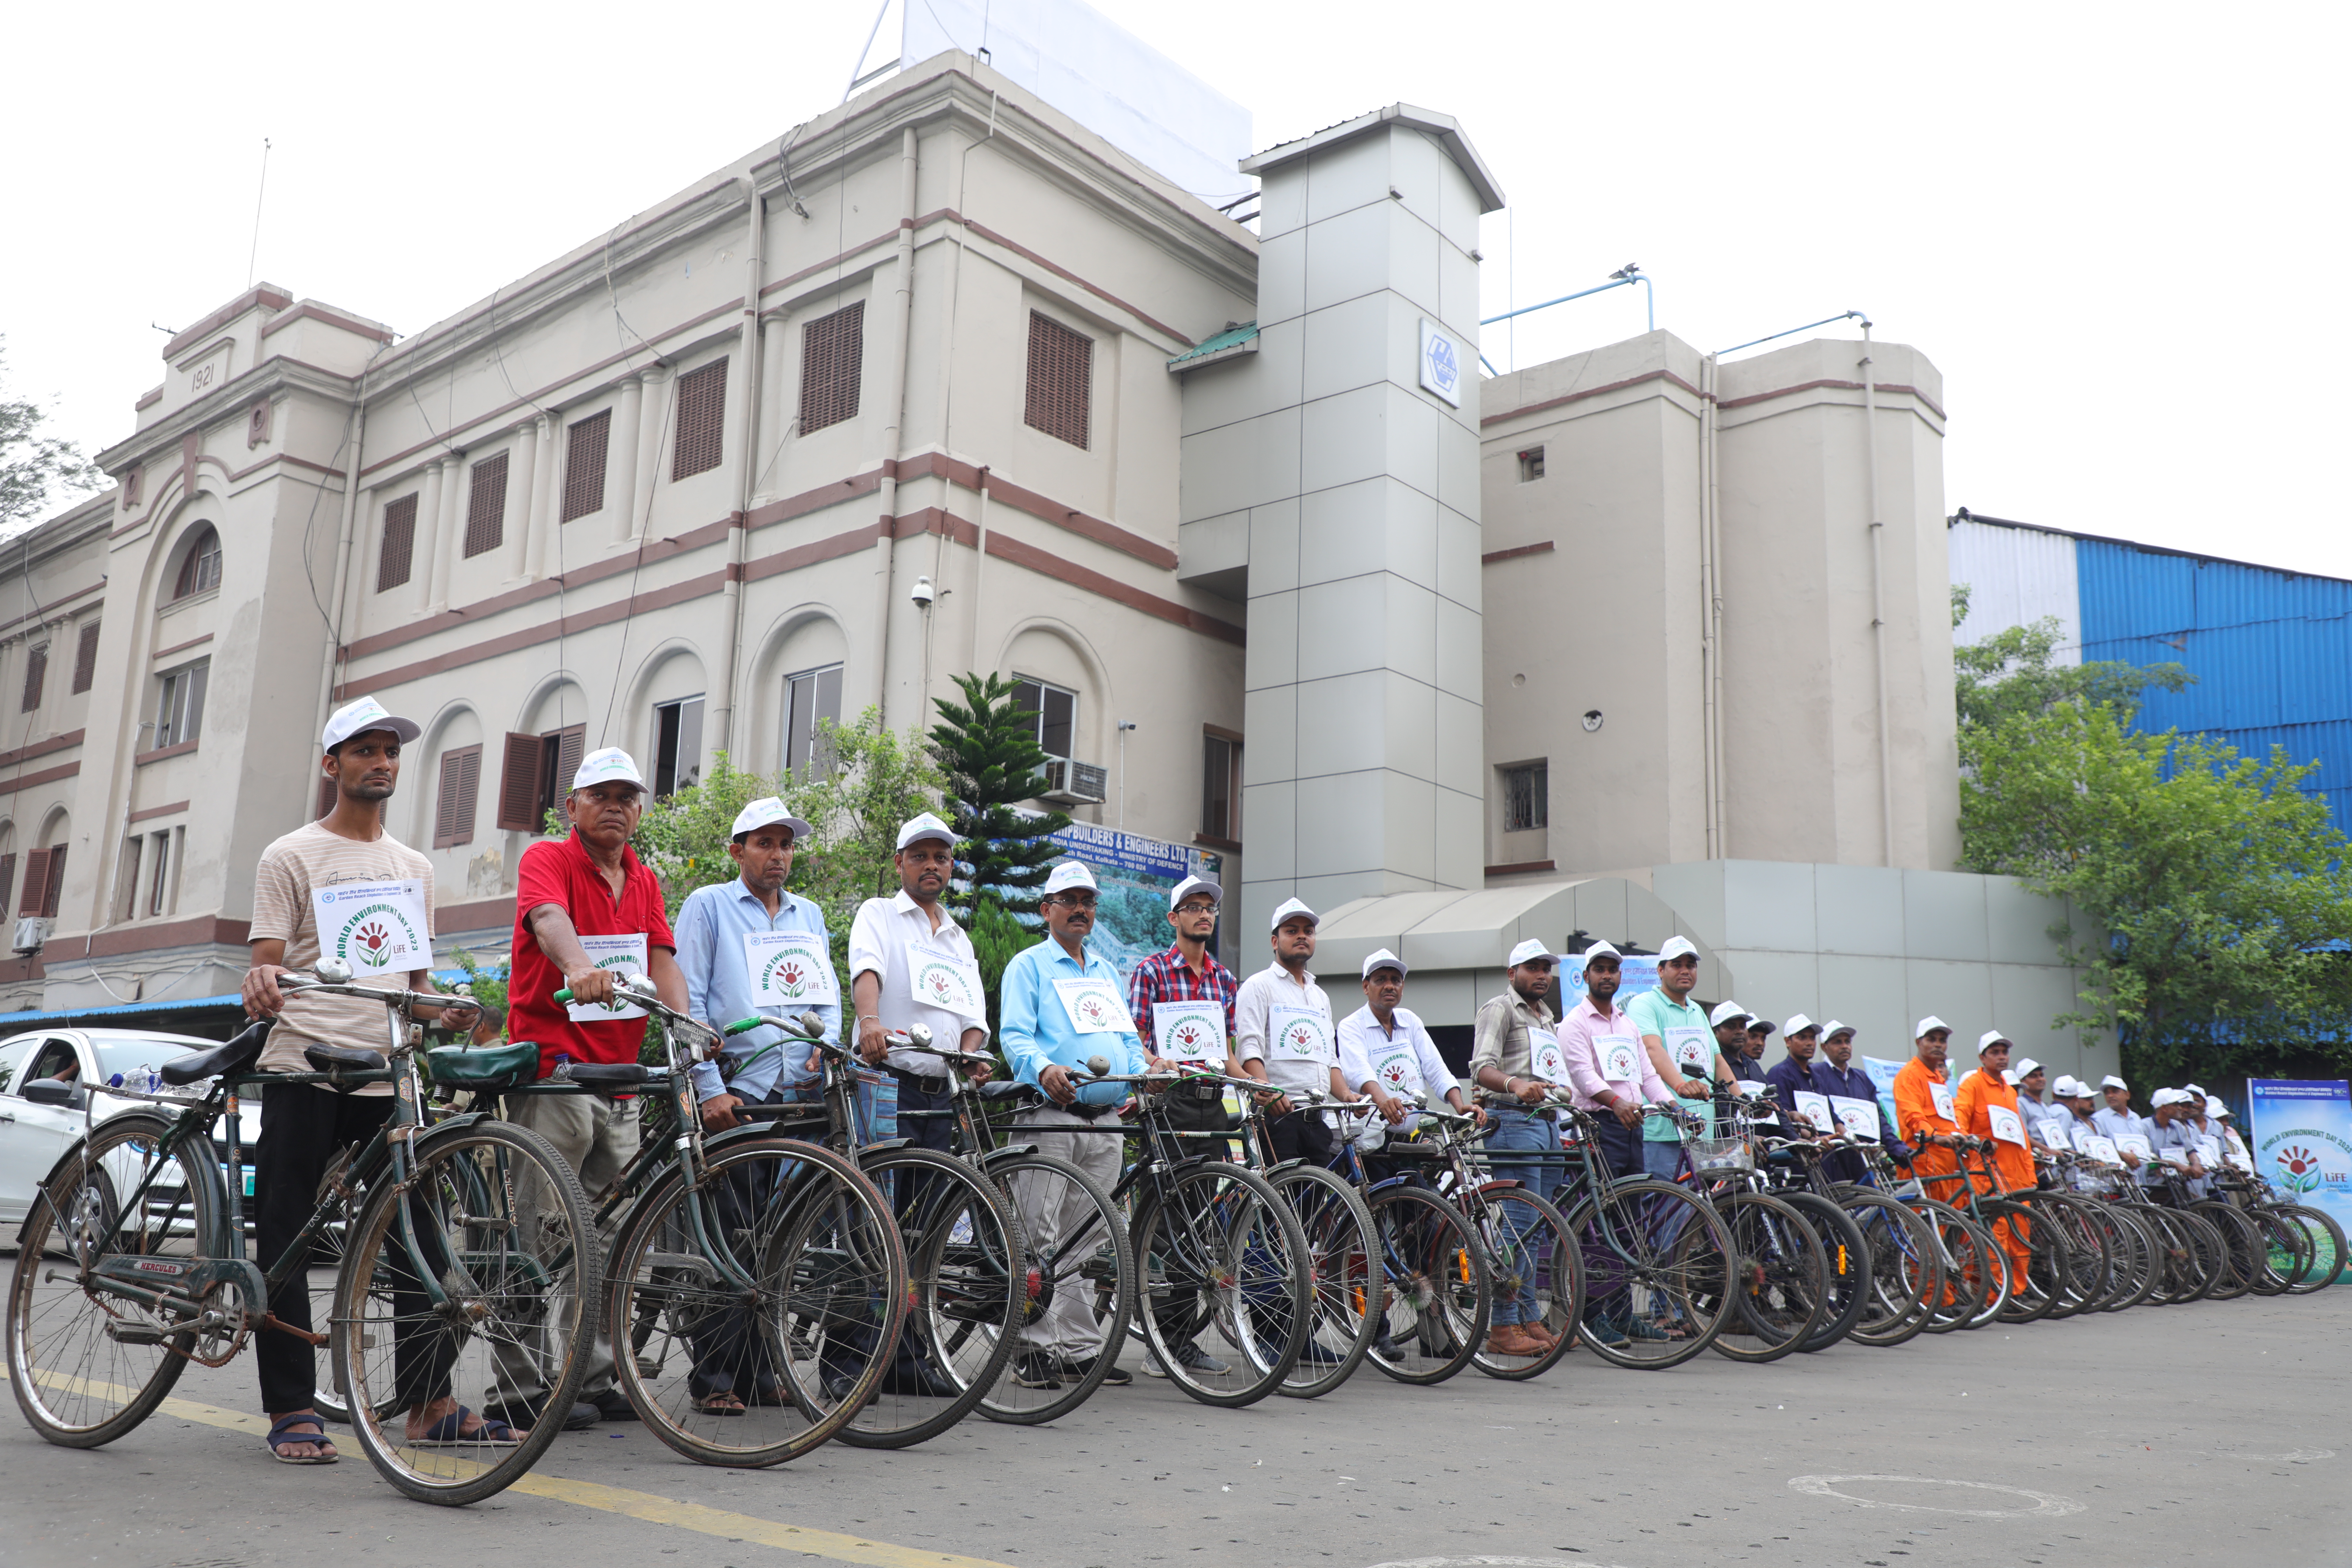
[1264,1162,1381,1397]
[1133,1162,1310,1407]
[1361,1185,1490,1385]
[1831,1188,1940,1348]
[2277,1203,2346,1293]
[1699,1191,1828,1363]
[6,1113,209,1447]
[332,1118,599,1505]
[988,1151,1131,1425]
[608,1135,908,1468]
[1568,1178,1733,1370]
[1470,1186,1581,1380]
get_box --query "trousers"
[1010,1106,1124,1360]
[495,1089,641,1403]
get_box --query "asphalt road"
[7,1286,2345,1568]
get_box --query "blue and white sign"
[1418,318,1464,408]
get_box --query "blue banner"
[2249,1079,2352,1225]
[1560,952,1659,1005]
[1044,825,1223,985]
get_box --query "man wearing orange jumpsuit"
[1891,1015,1961,1193]
[1954,1029,2039,1287]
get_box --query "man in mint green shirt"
[1623,935,1724,1181]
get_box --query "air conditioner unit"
[1040,758,1108,805]
[14,917,51,955]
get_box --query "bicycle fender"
[20,1111,224,1250]
[704,1119,839,1157]
[977,1143,1043,1166]
[1364,1171,1420,1198]
[1475,1178,1525,1195]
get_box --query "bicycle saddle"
[559,1062,648,1088]
[160,1018,273,1087]
[978,1079,1038,1101]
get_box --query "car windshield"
[89,1038,210,1081]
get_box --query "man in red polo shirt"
[497,745,685,1426]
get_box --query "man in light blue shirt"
[674,798,839,1133]
[999,860,1156,1390]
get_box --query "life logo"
[1169,1018,1213,1056]
[762,950,816,999]
[2269,1130,2352,1195]
[332,902,419,971]
[1377,1056,1414,1092]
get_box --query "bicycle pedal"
[105,1321,170,1345]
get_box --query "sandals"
[408,1405,526,1447]
[693,1392,747,1416]
[264,1413,339,1465]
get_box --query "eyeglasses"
[1050,893,1098,909]
[1174,900,1218,915]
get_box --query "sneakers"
[1141,1349,1170,1378]
[1056,1354,1131,1386]
[1011,1353,1063,1390]
[1580,1318,1630,1349]
[1170,1341,1229,1374]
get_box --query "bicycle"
[523,978,913,1468]
[1752,1121,1943,1348]
[7,960,598,1505]
[1649,1093,1832,1362]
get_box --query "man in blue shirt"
[1000,860,1157,1390]
[668,797,847,1411]
[1809,1020,1911,1183]
[675,797,838,1132]
[1764,1014,1828,1142]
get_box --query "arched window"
[173,526,222,600]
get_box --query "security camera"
[911,575,935,609]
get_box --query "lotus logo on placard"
[1279,1020,1323,1057]
[2279,1144,2324,1194]
[333,903,420,971]
[1378,1058,1413,1092]
[1172,1022,1208,1054]
[926,969,957,1003]
[1076,993,1114,1029]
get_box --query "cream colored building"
[0,42,2098,1082]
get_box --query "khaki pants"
[494,1091,642,1406]
[1010,1107,1124,1361]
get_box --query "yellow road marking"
[4,1366,1013,1568]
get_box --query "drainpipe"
[1697,352,1724,859]
[710,172,764,766]
[1862,321,1895,868]
[868,125,920,726]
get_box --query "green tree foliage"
[0,340,104,531]
[1959,677,2352,1084]
[927,673,1070,922]
[965,894,1041,1040]
[630,752,778,917]
[1951,583,2191,736]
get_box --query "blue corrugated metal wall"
[2076,539,2352,832]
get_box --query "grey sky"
[6,0,2343,575]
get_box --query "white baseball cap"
[572,747,646,792]
[895,812,956,850]
[1821,1019,1854,1041]
[323,695,421,751]
[1978,1028,2013,1052]
[1915,1015,1951,1038]
[2102,1073,2128,1091]
[2051,1074,2082,1096]
[2183,1082,2208,1098]
[2013,1056,2043,1079]
[1709,1000,1748,1028]
[2151,1087,2188,1108]
[1169,874,1222,911]
[1506,937,1554,968]
[1658,935,1699,963]
[1041,860,1098,897]
[1361,947,1408,980]
[2212,1103,2233,1118]
[1784,1013,1817,1038]
[2002,1069,2020,1085]
[1269,896,1318,931]
[1578,939,1622,964]
[731,796,813,841]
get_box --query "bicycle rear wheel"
[2026,1193,2112,1318]
[1568,1178,1734,1369]
[990,1151,1131,1425]
[6,1113,207,1447]
[2241,1206,2307,1296]
[1899,1197,1996,1331]
[333,1119,600,1504]
[1831,1188,1939,1348]
[2191,1202,2261,1301]
[1471,1186,1581,1380]
[1700,1191,1828,1363]
[2277,1203,2346,1293]
[1362,1185,1490,1385]
[1775,1191,1870,1351]
[1132,1162,1310,1407]
[1263,1162,1381,1397]
[1981,1199,2067,1323]
[607,1136,906,1468]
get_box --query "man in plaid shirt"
[1124,872,1239,1378]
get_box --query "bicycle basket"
[424,1040,540,1091]
[1688,1135,1754,1174]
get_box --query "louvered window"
[672,359,728,481]
[463,453,509,558]
[377,494,418,592]
[20,845,65,919]
[71,622,99,694]
[1023,312,1092,449]
[0,854,15,919]
[560,411,611,522]
[799,303,864,434]
[434,745,482,848]
[21,646,46,713]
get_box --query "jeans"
[1485,1108,1563,1326]
[1642,1139,1685,1182]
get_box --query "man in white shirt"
[1337,948,1478,1134]
[846,812,991,1156]
[1233,898,1354,1164]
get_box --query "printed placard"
[1664,1025,1712,1072]
[1988,1104,2028,1147]
[1054,976,1135,1036]
[1829,1094,1882,1140]
[1599,1035,1643,1084]
[566,933,650,1022]
[1154,1001,1226,1067]
[1269,1006,1335,1064]
[2035,1117,2074,1151]
[2084,1134,2122,1163]
[1369,1045,1426,1101]
[313,880,430,973]
[2113,1132,2155,1162]
[1737,1078,1770,1098]
[744,931,838,1009]
[2157,1145,2193,1168]
[1928,1079,1957,1124]
[907,941,984,1021]
[2225,1136,2254,1172]
[1792,1090,1834,1131]
[2196,1136,2223,1167]
[1531,1032,1568,1086]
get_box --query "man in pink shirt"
[1557,940,1668,1180]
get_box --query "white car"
[0,1027,264,1228]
